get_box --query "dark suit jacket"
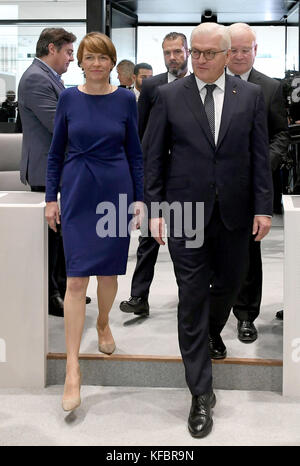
[248,68,289,171]
[18,58,65,186]
[144,73,273,231]
[138,72,168,139]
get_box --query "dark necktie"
[204,84,216,140]
[234,74,241,79]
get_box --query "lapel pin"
[233,89,237,94]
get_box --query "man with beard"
[120,32,190,316]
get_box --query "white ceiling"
[0,0,298,23]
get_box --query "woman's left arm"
[45,93,68,231]
[125,95,144,229]
[124,95,144,202]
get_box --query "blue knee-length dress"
[45,86,143,277]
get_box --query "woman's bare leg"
[96,276,118,353]
[63,276,89,402]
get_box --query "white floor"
[0,386,300,446]
[2,216,294,447]
[49,218,284,360]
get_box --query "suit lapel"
[216,74,238,150]
[248,68,260,85]
[162,72,168,84]
[183,74,215,149]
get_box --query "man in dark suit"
[132,62,153,102]
[18,28,76,316]
[120,32,190,316]
[218,22,289,346]
[144,23,273,438]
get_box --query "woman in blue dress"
[45,32,144,412]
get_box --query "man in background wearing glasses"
[144,22,273,438]
[222,23,289,345]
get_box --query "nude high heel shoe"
[62,372,81,412]
[96,317,116,355]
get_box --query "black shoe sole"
[238,335,257,343]
[119,303,135,313]
[188,419,213,438]
[49,310,64,317]
[133,310,149,317]
[120,303,149,316]
[210,351,227,360]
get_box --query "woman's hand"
[132,201,145,230]
[45,201,60,232]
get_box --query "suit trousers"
[31,186,66,301]
[168,203,250,395]
[232,237,262,322]
[130,234,160,299]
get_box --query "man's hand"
[45,201,60,232]
[132,201,145,230]
[252,216,272,241]
[149,217,166,245]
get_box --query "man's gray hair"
[227,23,257,43]
[191,23,231,50]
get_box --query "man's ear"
[254,44,258,58]
[48,43,56,56]
[224,48,232,67]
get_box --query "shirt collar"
[168,69,190,83]
[133,87,140,99]
[35,57,62,81]
[227,67,252,81]
[195,71,226,93]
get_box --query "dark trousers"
[130,235,160,299]
[232,238,262,322]
[169,204,250,395]
[31,186,66,301]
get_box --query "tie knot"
[234,74,241,79]
[205,84,216,94]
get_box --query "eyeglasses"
[189,49,226,60]
[231,47,255,56]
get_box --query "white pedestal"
[0,191,48,388]
[283,195,300,397]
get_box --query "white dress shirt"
[226,67,251,81]
[168,69,190,83]
[133,86,140,101]
[195,72,226,145]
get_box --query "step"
[47,353,283,392]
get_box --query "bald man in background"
[214,23,288,347]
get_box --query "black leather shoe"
[209,334,227,359]
[86,296,91,304]
[49,295,64,317]
[276,310,283,320]
[237,320,257,343]
[119,297,149,316]
[188,391,216,438]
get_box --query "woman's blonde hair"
[77,32,117,67]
